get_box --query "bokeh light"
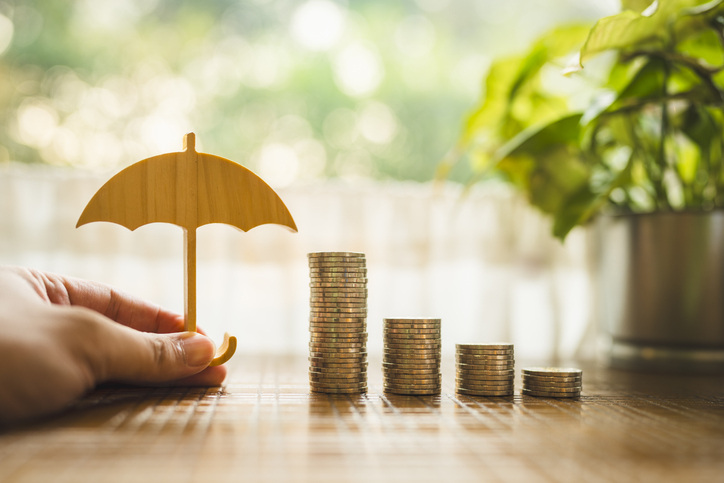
[0,0,616,182]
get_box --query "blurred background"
[0,0,617,361]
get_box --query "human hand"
[0,266,226,424]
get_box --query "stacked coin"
[383,318,441,395]
[308,252,368,394]
[455,343,515,396]
[521,367,582,398]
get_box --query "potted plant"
[444,0,724,371]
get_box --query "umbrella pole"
[184,227,197,333]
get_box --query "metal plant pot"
[596,211,724,372]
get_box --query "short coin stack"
[521,367,582,398]
[383,318,441,395]
[308,252,368,394]
[455,343,515,396]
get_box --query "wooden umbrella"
[77,133,298,366]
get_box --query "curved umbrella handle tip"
[208,332,237,366]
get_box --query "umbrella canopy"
[77,133,297,233]
[77,133,297,366]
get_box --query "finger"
[74,309,220,384]
[35,270,185,334]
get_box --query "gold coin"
[309,328,367,335]
[455,373,515,381]
[310,275,368,282]
[310,338,368,345]
[309,361,367,374]
[384,328,441,335]
[456,388,513,397]
[309,317,367,323]
[383,367,440,375]
[311,296,367,304]
[384,318,441,323]
[309,330,367,335]
[456,364,515,373]
[383,356,441,364]
[310,266,367,273]
[310,322,368,328]
[311,307,367,313]
[455,379,514,391]
[309,341,365,348]
[309,261,366,268]
[309,356,366,364]
[312,287,368,293]
[310,301,367,308]
[520,367,583,377]
[384,370,441,378]
[309,360,368,369]
[455,362,515,376]
[384,342,441,350]
[382,362,441,370]
[383,333,441,340]
[521,376,583,387]
[306,256,366,263]
[309,351,367,358]
[456,343,513,350]
[455,358,514,366]
[455,354,514,361]
[384,354,440,361]
[307,251,365,258]
[309,344,365,352]
[522,372,581,381]
[384,322,441,329]
[310,373,367,381]
[310,281,367,288]
[521,388,580,398]
[456,373,515,382]
[384,347,440,354]
[385,377,441,385]
[310,332,368,339]
[522,383,581,392]
[456,348,515,356]
[310,281,368,288]
[310,368,367,376]
[456,368,514,375]
[384,383,441,391]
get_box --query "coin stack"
[521,367,582,398]
[308,252,368,394]
[383,318,441,395]
[455,343,515,396]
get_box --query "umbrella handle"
[209,333,237,366]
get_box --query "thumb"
[89,320,217,384]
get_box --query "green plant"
[444,0,724,239]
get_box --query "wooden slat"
[1,356,724,482]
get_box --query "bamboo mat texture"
[1,355,724,483]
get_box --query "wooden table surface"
[1,355,724,483]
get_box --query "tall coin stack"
[455,343,515,396]
[521,367,582,398]
[383,318,442,395]
[308,252,368,394]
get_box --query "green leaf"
[621,0,657,13]
[552,153,634,239]
[497,113,584,160]
[494,114,589,218]
[579,0,716,66]
[461,56,523,145]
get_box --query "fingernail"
[180,332,215,367]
